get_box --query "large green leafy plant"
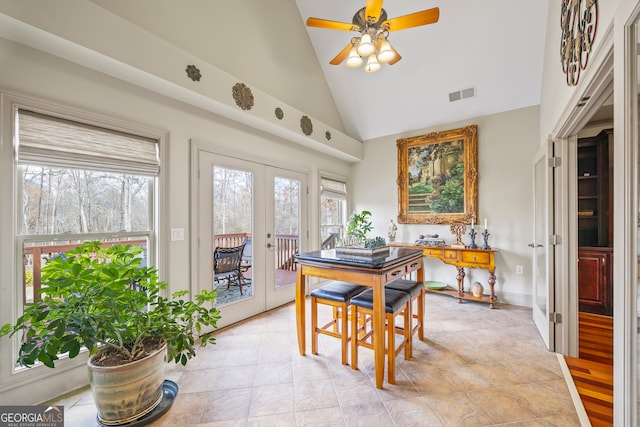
[0,241,220,368]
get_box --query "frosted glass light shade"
[377,39,396,63]
[345,46,364,68]
[357,33,375,56]
[364,55,381,73]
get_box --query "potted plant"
[338,210,388,260]
[0,241,220,425]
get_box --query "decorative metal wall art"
[560,0,598,86]
[275,108,284,120]
[185,65,201,82]
[232,83,254,110]
[300,115,313,136]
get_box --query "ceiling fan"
[306,0,439,72]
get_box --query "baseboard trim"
[556,353,591,426]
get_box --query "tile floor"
[52,293,582,426]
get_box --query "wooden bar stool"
[385,279,425,359]
[310,281,367,365]
[350,288,411,384]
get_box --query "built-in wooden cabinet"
[577,129,612,247]
[577,129,613,316]
[578,247,613,316]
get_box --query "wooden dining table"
[294,247,424,389]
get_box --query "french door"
[531,140,555,350]
[195,150,306,328]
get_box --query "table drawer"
[461,251,490,264]
[444,250,459,261]
[405,259,422,274]
[384,266,408,282]
[424,248,444,257]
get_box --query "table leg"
[372,279,386,389]
[296,268,306,355]
[456,267,465,303]
[488,269,497,309]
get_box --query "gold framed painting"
[396,125,478,224]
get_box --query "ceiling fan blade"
[306,17,359,32]
[365,0,384,23]
[383,7,440,32]
[329,43,353,65]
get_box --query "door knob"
[266,243,273,249]
[528,243,543,248]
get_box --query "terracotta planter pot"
[87,341,167,425]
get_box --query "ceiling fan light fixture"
[357,33,375,56]
[364,54,381,73]
[377,38,396,63]
[345,46,364,68]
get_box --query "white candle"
[471,219,474,230]
[484,218,488,230]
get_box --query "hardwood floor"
[565,312,614,426]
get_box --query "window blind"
[320,177,347,197]
[17,109,160,176]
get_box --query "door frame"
[547,27,614,359]
[190,139,310,328]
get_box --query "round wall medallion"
[325,131,332,141]
[300,115,313,136]
[275,107,284,120]
[185,65,201,82]
[232,83,254,111]
[560,0,598,86]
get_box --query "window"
[320,176,347,249]
[16,108,160,304]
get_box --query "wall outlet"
[515,265,524,275]
[171,228,184,241]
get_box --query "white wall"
[0,36,351,404]
[88,0,347,134]
[351,106,540,306]
[539,0,620,141]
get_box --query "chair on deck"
[213,244,246,295]
[240,238,252,284]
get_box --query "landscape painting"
[396,125,478,224]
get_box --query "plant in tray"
[0,240,221,425]
[346,210,373,242]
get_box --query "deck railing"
[214,233,298,271]
[23,239,147,303]
[24,234,299,302]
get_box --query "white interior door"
[531,140,555,350]
[195,150,306,327]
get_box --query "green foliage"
[362,236,387,249]
[346,210,373,240]
[0,241,220,368]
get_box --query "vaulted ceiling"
[88,0,549,142]
[295,0,548,140]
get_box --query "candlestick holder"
[481,229,491,250]
[467,228,478,249]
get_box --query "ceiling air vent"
[448,86,476,103]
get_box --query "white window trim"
[0,89,168,403]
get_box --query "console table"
[392,244,497,308]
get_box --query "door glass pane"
[534,156,547,312]
[212,166,253,305]
[273,176,300,289]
